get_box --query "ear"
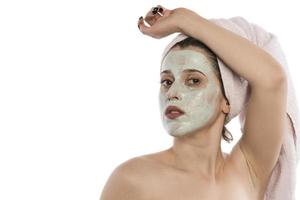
[221,99,230,114]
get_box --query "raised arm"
[138,7,286,86]
[177,9,287,187]
[177,9,286,87]
[138,5,288,189]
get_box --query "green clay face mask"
[159,49,221,137]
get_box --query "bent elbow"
[260,66,287,90]
[270,68,287,89]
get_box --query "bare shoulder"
[99,156,145,200]
[100,155,160,200]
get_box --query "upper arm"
[100,158,143,200]
[238,72,287,186]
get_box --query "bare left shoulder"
[100,155,156,200]
[100,152,171,200]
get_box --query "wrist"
[175,8,206,36]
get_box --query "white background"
[0,0,299,199]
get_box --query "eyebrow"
[160,69,206,76]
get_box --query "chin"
[168,128,198,137]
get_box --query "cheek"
[186,85,220,110]
[159,92,164,106]
[205,87,220,103]
[183,90,207,112]
[204,93,214,102]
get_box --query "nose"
[166,83,182,102]
[168,95,180,101]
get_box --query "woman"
[100,5,287,200]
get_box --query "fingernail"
[139,16,143,20]
[159,7,163,13]
[152,10,157,15]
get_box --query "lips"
[165,105,185,119]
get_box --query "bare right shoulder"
[100,156,150,200]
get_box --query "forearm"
[177,9,286,88]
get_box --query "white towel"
[161,16,299,200]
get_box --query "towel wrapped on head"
[160,16,299,200]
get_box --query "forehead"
[161,48,214,76]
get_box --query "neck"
[167,115,226,181]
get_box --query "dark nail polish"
[153,7,158,12]
[152,10,157,15]
[139,16,143,20]
[159,7,163,13]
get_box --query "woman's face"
[159,48,222,137]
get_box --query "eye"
[187,77,201,85]
[160,79,173,87]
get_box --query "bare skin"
[100,5,288,200]
[99,142,263,200]
[100,113,289,199]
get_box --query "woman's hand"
[137,5,189,39]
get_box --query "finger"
[137,16,151,34]
[144,5,170,26]
[151,6,163,17]
[137,16,143,29]
[144,7,161,26]
[156,5,171,16]
[137,16,159,38]
[144,15,157,26]
[139,18,169,39]
[137,15,152,29]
